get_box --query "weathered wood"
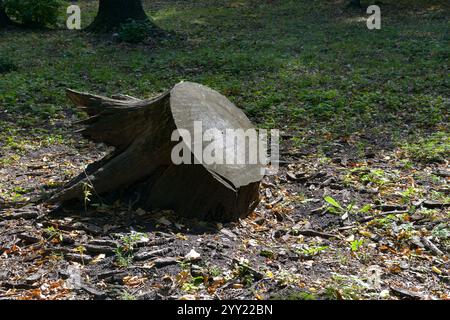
[50,82,263,222]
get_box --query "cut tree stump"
[49,82,264,222]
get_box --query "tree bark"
[87,0,155,32]
[347,0,362,8]
[49,82,263,222]
[0,0,12,27]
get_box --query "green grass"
[402,131,450,163]
[0,56,17,73]
[0,0,448,164]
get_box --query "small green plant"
[122,233,146,248]
[235,262,255,287]
[346,167,388,187]
[358,204,372,213]
[120,291,136,300]
[114,233,146,267]
[208,266,222,277]
[118,20,152,43]
[323,274,371,300]
[178,260,191,270]
[432,224,450,240]
[401,186,419,204]
[361,169,386,185]
[259,249,275,259]
[74,245,87,265]
[4,0,64,27]
[324,196,354,217]
[44,226,63,242]
[82,181,93,212]
[180,275,204,292]
[0,185,30,203]
[370,215,396,228]
[324,196,343,211]
[350,239,364,252]
[300,245,329,256]
[114,249,133,268]
[192,276,204,286]
[181,282,200,292]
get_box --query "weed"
[74,245,87,265]
[208,266,222,277]
[235,262,255,287]
[350,239,364,252]
[44,226,63,242]
[346,167,389,187]
[120,291,136,300]
[300,245,329,257]
[82,181,93,212]
[259,249,275,259]
[432,224,450,240]
[114,233,147,267]
[323,196,354,218]
[322,273,373,300]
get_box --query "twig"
[267,196,283,207]
[294,229,341,239]
[421,237,444,256]
[337,225,358,231]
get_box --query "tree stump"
[50,82,264,222]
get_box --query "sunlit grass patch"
[400,132,450,164]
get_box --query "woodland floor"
[0,0,449,300]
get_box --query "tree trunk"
[0,0,12,27]
[88,0,154,32]
[49,82,264,222]
[347,0,362,8]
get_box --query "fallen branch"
[421,237,444,256]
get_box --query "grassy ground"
[0,0,449,300]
